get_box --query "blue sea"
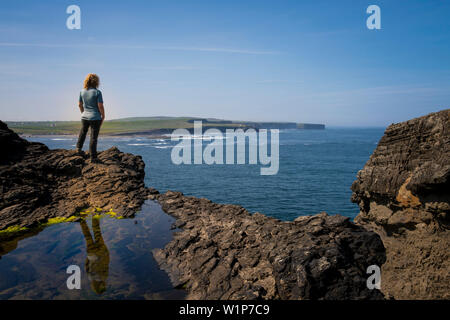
[30,128,384,220]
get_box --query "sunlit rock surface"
[0,121,149,230]
[352,109,450,299]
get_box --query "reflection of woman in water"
[80,217,110,294]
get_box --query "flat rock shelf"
[152,189,385,300]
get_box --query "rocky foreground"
[0,121,149,230]
[352,109,449,299]
[151,189,385,299]
[0,120,386,300]
[1,109,448,300]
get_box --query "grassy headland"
[6,117,324,136]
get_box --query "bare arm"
[78,101,84,113]
[98,102,105,123]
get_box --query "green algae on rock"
[0,207,124,240]
[0,225,29,235]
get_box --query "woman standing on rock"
[76,73,105,162]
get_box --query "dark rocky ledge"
[352,109,449,299]
[151,190,385,300]
[0,120,149,230]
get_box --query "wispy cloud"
[313,85,450,97]
[302,29,355,37]
[0,42,280,55]
[55,63,219,71]
[157,46,279,55]
[131,65,219,71]
[256,80,304,84]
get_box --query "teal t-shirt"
[79,88,103,120]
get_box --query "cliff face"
[0,121,149,230]
[351,109,450,299]
[152,190,386,300]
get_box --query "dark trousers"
[76,119,102,159]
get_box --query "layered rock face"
[351,109,450,299]
[0,121,149,230]
[152,190,386,300]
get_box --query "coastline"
[0,119,385,300]
[1,109,449,300]
[19,133,172,140]
[8,117,325,137]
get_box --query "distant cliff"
[297,123,325,130]
[186,119,324,130]
[351,109,449,299]
[7,117,325,136]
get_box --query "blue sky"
[0,0,449,126]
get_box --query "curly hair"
[83,73,100,89]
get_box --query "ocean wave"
[171,135,226,140]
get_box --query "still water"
[0,201,185,299]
